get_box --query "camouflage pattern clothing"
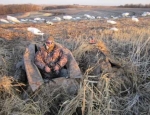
[35,44,68,74]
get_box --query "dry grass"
[0,16,150,115]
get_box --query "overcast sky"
[0,0,149,6]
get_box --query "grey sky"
[0,0,149,6]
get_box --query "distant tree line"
[0,4,41,15]
[118,4,150,8]
[43,5,80,10]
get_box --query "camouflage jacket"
[34,44,68,71]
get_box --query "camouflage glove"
[54,64,61,75]
[48,62,55,68]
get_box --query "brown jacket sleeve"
[34,50,46,70]
[56,49,68,69]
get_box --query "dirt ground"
[0,7,150,46]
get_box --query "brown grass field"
[0,6,150,115]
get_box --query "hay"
[0,76,25,94]
[0,17,150,115]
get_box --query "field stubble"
[0,17,150,115]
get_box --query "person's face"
[45,40,55,52]
[45,40,54,48]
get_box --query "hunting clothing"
[35,44,68,74]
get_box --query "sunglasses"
[46,41,53,44]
